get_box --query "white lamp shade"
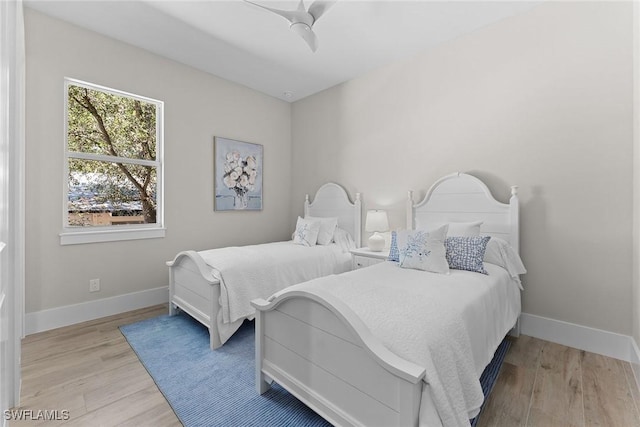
[365,210,389,232]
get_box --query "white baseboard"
[520,312,637,363]
[630,338,640,392]
[631,338,640,364]
[25,286,169,335]
[21,297,640,365]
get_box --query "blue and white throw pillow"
[397,225,449,273]
[292,216,321,247]
[388,231,400,262]
[445,236,491,274]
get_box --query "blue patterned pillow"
[388,231,399,262]
[445,236,491,274]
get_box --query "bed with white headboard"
[167,182,361,350]
[251,173,523,427]
[407,172,519,252]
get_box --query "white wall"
[292,1,634,335]
[24,2,637,341]
[632,0,640,374]
[24,9,292,314]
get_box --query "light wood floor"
[10,305,640,427]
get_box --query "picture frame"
[214,137,263,211]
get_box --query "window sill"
[60,227,166,245]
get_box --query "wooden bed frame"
[167,182,362,350]
[252,172,520,426]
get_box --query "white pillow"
[305,216,338,245]
[397,225,449,274]
[445,221,482,237]
[416,220,482,237]
[292,216,321,247]
[483,237,526,287]
[333,227,355,253]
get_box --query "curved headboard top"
[407,172,519,252]
[304,183,362,248]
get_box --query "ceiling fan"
[244,0,337,52]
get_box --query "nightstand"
[350,247,390,270]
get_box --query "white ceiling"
[25,0,540,102]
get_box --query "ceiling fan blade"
[290,22,318,52]
[308,0,337,23]
[244,0,301,23]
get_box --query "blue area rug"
[120,312,509,427]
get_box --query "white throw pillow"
[333,227,355,253]
[415,220,482,237]
[292,216,321,247]
[445,221,483,237]
[397,225,449,274]
[483,237,527,279]
[305,216,338,245]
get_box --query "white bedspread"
[199,241,351,324]
[280,261,521,427]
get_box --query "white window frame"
[60,78,165,245]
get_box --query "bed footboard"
[167,250,223,350]
[252,290,426,427]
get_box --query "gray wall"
[291,1,634,335]
[25,9,292,313]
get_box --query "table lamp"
[365,210,389,252]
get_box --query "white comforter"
[198,241,351,324]
[280,261,521,427]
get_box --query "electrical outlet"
[89,278,100,292]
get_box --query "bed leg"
[509,317,521,338]
[254,310,271,394]
[257,372,272,394]
[209,328,223,350]
[168,267,176,316]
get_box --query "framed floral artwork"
[214,137,263,211]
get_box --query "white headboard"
[304,183,362,248]
[406,172,519,253]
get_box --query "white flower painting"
[214,137,263,211]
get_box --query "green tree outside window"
[66,80,162,228]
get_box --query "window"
[61,78,164,245]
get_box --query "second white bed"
[168,182,362,349]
